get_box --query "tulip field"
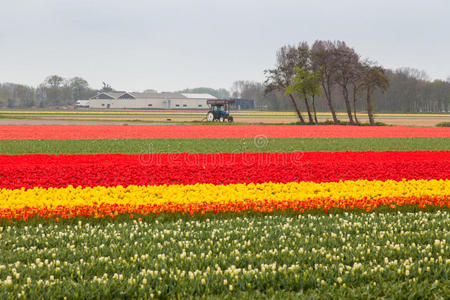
[0,124,449,299]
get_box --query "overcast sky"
[1,0,449,92]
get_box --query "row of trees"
[264,40,390,125]
[231,42,449,118]
[0,75,97,108]
[0,76,235,109]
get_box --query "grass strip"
[0,137,449,155]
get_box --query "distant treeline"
[0,75,97,108]
[0,78,233,109]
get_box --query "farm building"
[88,92,216,109]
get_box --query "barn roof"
[92,91,215,100]
[182,93,217,99]
[91,92,125,99]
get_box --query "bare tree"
[362,63,390,125]
[231,80,254,98]
[349,62,366,124]
[311,40,339,123]
[296,42,315,124]
[397,67,429,81]
[265,44,308,124]
[334,41,360,124]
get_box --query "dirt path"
[0,119,181,125]
[0,112,448,126]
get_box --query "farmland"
[0,124,449,298]
[1,109,449,126]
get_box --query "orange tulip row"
[1,195,448,221]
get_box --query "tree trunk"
[342,86,355,124]
[303,94,314,124]
[311,94,319,124]
[352,87,359,124]
[366,88,375,125]
[322,81,339,123]
[288,94,305,124]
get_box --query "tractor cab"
[206,99,234,122]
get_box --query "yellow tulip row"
[1,179,448,210]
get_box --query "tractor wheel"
[219,116,224,122]
[206,112,214,122]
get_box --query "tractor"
[206,99,234,122]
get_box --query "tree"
[34,84,46,108]
[44,83,60,106]
[362,64,390,125]
[231,81,263,100]
[311,40,339,123]
[349,62,366,124]
[0,83,35,108]
[265,44,311,124]
[101,82,114,92]
[69,77,91,101]
[231,80,289,110]
[397,67,429,81]
[265,67,305,123]
[39,75,91,106]
[44,75,64,88]
[41,75,65,106]
[295,43,315,124]
[286,67,319,124]
[431,80,450,112]
[307,70,322,124]
[0,83,13,107]
[334,41,360,124]
[14,85,35,107]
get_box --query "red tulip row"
[1,151,448,189]
[1,125,449,140]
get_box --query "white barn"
[88,92,216,109]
